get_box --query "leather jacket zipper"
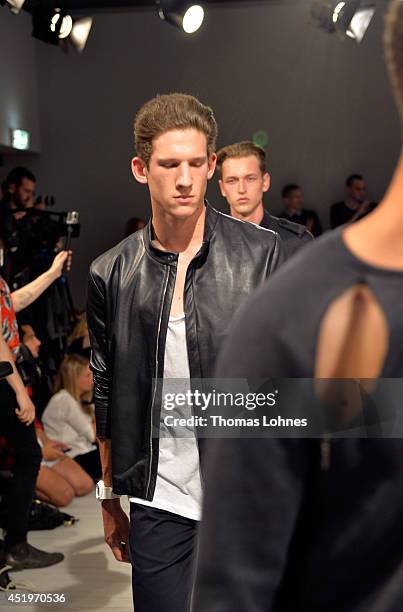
[145,266,170,499]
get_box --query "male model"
[87,93,285,612]
[217,141,313,257]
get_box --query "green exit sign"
[10,129,30,150]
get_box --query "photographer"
[0,167,36,288]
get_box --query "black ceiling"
[22,0,268,14]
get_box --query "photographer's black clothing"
[87,203,285,498]
[129,504,197,612]
[0,382,42,550]
[193,230,403,612]
[330,200,378,229]
[281,208,322,237]
[260,210,313,258]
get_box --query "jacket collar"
[143,201,218,265]
[260,209,275,230]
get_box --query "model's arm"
[87,266,130,563]
[11,250,71,313]
[0,312,35,425]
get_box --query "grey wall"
[1,0,401,308]
[0,9,40,152]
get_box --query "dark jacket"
[87,203,285,497]
[260,210,313,257]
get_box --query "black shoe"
[5,542,64,571]
[0,564,14,590]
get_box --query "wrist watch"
[95,480,121,501]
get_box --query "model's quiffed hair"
[384,0,403,132]
[216,141,266,178]
[134,93,218,167]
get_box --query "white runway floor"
[1,494,133,611]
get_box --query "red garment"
[0,276,20,357]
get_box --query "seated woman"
[35,422,93,507]
[42,354,102,482]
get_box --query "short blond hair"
[134,93,217,167]
[384,0,403,132]
[216,141,266,178]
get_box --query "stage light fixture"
[50,10,73,39]
[157,0,205,34]
[70,17,93,52]
[32,8,93,52]
[311,0,375,43]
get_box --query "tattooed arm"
[11,250,71,313]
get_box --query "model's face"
[11,178,35,209]
[284,188,303,213]
[22,325,41,358]
[77,364,93,395]
[219,156,269,218]
[348,179,365,203]
[132,129,216,219]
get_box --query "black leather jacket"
[87,204,285,497]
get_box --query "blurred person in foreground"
[217,141,313,258]
[193,3,403,612]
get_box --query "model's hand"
[101,499,130,563]
[49,250,73,278]
[15,392,35,426]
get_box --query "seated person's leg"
[52,456,93,497]
[35,465,75,507]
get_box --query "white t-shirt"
[130,314,203,521]
[42,389,96,459]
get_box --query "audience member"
[330,174,377,228]
[42,355,101,482]
[19,322,53,418]
[217,142,313,258]
[66,313,91,359]
[0,168,36,287]
[0,278,64,570]
[281,184,322,236]
[35,421,93,507]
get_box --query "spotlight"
[311,0,375,43]
[70,17,93,52]
[157,0,205,34]
[32,9,93,51]
[50,10,73,39]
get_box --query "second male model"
[87,93,285,612]
[217,141,313,257]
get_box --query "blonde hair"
[134,93,217,167]
[384,0,403,132]
[67,313,89,347]
[54,354,93,416]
